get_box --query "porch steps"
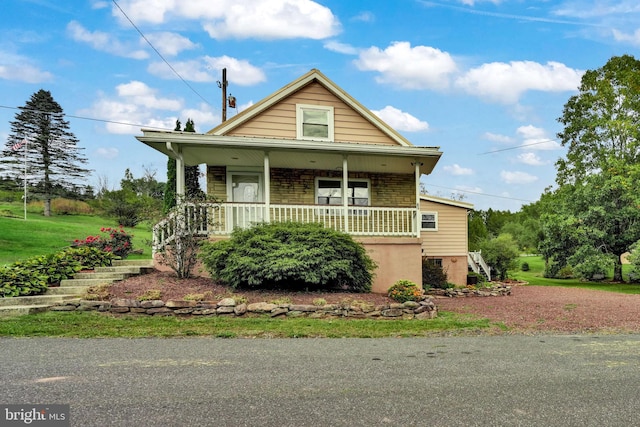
[0,259,154,318]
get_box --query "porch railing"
[153,202,418,252]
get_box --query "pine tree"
[183,118,203,199]
[163,119,180,214]
[2,89,90,216]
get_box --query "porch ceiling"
[136,130,442,175]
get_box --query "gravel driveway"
[436,285,640,333]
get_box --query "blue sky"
[1,0,639,211]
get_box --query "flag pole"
[23,139,27,220]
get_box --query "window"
[297,104,334,141]
[316,179,369,206]
[421,212,438,230]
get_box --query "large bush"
[199,221,376,292]
[422,258,448,289]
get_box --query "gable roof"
[208,69,415,147]
[420,194,474,210]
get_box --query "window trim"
[421,211,438,231]
[296,104,334,141]
[315,177,370,207]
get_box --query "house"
[420,195,490,285]
[136,69,478,293]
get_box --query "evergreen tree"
[183,118,203,199]
[2,89,90,216]
[163,119,180,214]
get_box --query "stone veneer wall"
[51,297,438,319]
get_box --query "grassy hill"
[0,202,152,265]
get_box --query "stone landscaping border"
[427,284,511,298]
[51,297,438,319]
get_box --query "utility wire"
[0,105,173,132]
[479,138,560,155]
[111,0,213,107]
[424,183,536,203]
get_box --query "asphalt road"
[1,335,639,426]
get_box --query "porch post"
[167,142,185,196]
[264,151,271,222]
[342,155,349,233]
[414,160,422,237]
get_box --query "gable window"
[316,178,369,206]
[421,212,438,231]
[297,104,334,141]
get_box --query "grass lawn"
[0,310,502,338]
[0,202,152,265]
[512,255,640,294]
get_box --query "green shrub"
[387,280,422,303]
[0,265,48,297]
[521,262,530,271]
[557,265,575,279]
[199,221,376,292]
[62,246,114,269]
[466,271,486,285]
[422,258,448,289]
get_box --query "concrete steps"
[0,259,154,318]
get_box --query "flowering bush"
[72,226,133,258]
[387,279,422,303]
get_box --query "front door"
[228,172,263,230]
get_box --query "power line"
[111,0,213,107]
[0,104,173,132]
[424,183,536,203]
[479,139,560,155]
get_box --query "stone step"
[94,266,154,275]
[59,278,121,287]
[0,305,52,318]
[0,294,79,308]
[113,259,154,267]
[72,272,131,280]
[45,286,92,296]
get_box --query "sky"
[1,0,639,211]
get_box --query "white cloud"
[354,41,458,90]
[114,0,340,40]
[324,40,359,55]
[482,132,513,144]
[371,106,429,132]
[612,28,640,45]
[96,147,119,159]
[67,20,148,59]
[144,32,198,56]
[351,11,375,22]
[456,60,583,103]
[0,51,53,83]
[517,152,547,166]
[500,170,538,184]
[443,164,474,175]
[147,55,266,86]
[116,81,182,110]
[516,125,561,150]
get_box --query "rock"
[234,303,247,316]
[174,308,194,315]
[166,300,196,308]
[140,300,165,308]
[216,306,235,314]
[286,310,305,317]
[217,298,236,307]
[50,305,76,311]
[111,298,139,308]
[130,307,147,314]
[289,304,318,312]
[270,308,288,317]
[247,302,277,313]
[415,310,438,319]
[110,307,130,313]
[381,308,403,317]
[146,307,173,315]
[402,301,420,309]
[193,309,217,316]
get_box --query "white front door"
[228,172,263,230]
